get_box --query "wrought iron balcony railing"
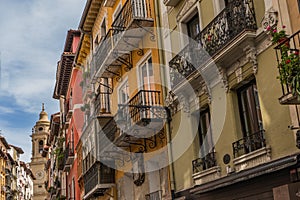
[192,152,217,174]
[65,97,73,120]
[111,0,152,29]
[91,29,115,79]
[91,0,153,81]
[169,0,257,86]
[95,92,111,115]
[83,162,115,197]
[64,141,74,165]
[232,130,266,158]
[116,90,168,130]
[274,30,300,105]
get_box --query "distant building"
[30,105,50,200]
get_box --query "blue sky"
[0,0,86,162]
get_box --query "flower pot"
[278,37,290,48]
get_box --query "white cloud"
[0,106,14,114]
[0,0,86,161]
[0,0,85,114]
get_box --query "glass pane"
[187,14,200,40]
[238,81,263,137]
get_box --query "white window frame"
[113,2,122,22]
[136,51,153,90]
[212,0,226,16]
[178,3,201,48]
[117,77,129,104]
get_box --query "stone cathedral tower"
[30,104,49,200]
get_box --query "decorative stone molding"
[261,8,278,31]
[176,0,197,22]
[217,67,229,92]
[235,67,243,83]
[244,46,258,74]
[165,91,179,115]
[233,146,271,172]
[178,94,190,113]
[192,166,221,185]
[201,83,212,104]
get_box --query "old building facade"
[162,0,300,199]
[75,0,171,199]
[43,0,300,199]
[30,106,50,200]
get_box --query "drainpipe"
[153,0,176,197]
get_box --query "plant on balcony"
[278,48,300,96]
[267,25,288,44]
[57,195,66,200]
[54,137,65,169]
[80,103,90,112]
[47,186,55,194]
[79,81,84,88]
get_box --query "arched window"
[38,140,44,154]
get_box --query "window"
[72,178,75,200]
[101,19,106,39]
[118,79,129,104]
[138,56,154,90]
[113,3,122,21]
[198,108,211,147]
[187,14,200,40]
[38,140,43,154]
[237,80,263,137]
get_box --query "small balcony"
[63,141,74,172]
[232,130,271,171]
[192,152,220,185]
[83,161,115,199]
[95,92,113,128]
[82,73,93,99]
[274,30,300,105]
[65,98,73,121]
[116,90,167,139]
[169,0,257,87]
[90,0,154,81]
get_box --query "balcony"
[90,0,154,82]
[232,130,271,171]
[169,0,257,87]
[65,98,73,120]
[192,152,220,185]
[83,161,115,199]
[95,91,113,128]
[82,73,93,99]
[63,141,74,172]
[116,90,167,138]
[274,30,300,105]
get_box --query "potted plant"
[278,48,300,96]
[266,25,288,45]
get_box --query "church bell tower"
[30,104,49,200]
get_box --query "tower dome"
[37,103,49,123]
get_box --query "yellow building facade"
[0,149,6,200]
[76,0,171,199]
[162,0,300,199]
